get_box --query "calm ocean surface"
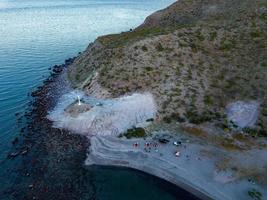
[0,0,199,199]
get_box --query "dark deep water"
[0,0,200,199]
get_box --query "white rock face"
[226,101,259,128]
[48,92,157,136]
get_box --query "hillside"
[68,0,267,135]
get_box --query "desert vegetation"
[68,0,267,135]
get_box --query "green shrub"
[258,129,267,137]
[185,109,202,124]
[204,95,213,105]
[243,127,260,137]
[156,43,164,51]
[145,66,153,71]
[219,40,235,51]
[98,27,168,48]
[216,121,230,130]
[170,113,185,122]
[196,32,205,41]
[163,116,172,123]
[262,107,267,116]
[190,43,198,53]
[250,31,261,38]
[209,31,217,41]
[248,189,262,200]
[261,62,267,68]
[259,13,267,23]
[179,41,188,47]
[163,113,185,124]
[185,109,215,124]
[124,127,146,139]
[142,45,148,51]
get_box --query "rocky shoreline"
[3,58,94,200]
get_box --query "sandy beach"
[86,133,267,200]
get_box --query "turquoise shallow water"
[0,0,200,199]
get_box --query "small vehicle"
[159,138,169,144]
[173,141,182,146]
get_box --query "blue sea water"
[0,0,174,162]
[0,0,200,199]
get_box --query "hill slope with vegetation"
[68,0,267,136]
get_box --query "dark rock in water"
[53,67,63,74]
[25,112,31,117]
[27,125,33,130]
[64,57,76,66]
[7,152,20,159]
[43,79,52,84]
[12,137,19,145]
[21,147,29,155]
[31,91,40,97]
[65,58,73,65]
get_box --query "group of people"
[132,142,159,148]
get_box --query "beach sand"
[86,134,267,200]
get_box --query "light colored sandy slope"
[48,91,156,136]
[86,133,267,200]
